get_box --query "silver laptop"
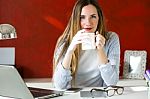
[0,65,63,99]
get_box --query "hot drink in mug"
[82,33,96,50]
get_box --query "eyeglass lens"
[107,88,124,97]
[107,89,115,97]
[116,88,124,95]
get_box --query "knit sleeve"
[52,42,72,89]
[98,32,120,86]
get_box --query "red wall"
[0,0,150,78]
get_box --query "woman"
[53,0,120,89]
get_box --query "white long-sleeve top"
[53,32,120,89]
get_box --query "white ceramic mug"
[82,33,96,50]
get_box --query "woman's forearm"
[99,63,119,86]
[97,48,108,65]
[62,50,73,69]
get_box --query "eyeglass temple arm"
[90,88,105,92]
[105,85,124,89]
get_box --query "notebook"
[0,65,63,99]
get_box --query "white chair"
[0,47,15,65]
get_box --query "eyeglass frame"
[90,85,124,97]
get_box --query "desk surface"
[25,78,149,99]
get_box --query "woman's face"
[80,4,99,33]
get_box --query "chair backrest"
[123,50,147,79]
[0,47,15,65]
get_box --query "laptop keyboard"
[28,87,63,99]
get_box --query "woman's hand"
[62,29,86,69]
[68,29,86,52]
[95,31,106,49]
[95,31,108,64]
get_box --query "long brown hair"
[53,0,107,76]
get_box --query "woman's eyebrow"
[91,14,97,16]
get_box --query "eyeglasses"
[90,86,124,97]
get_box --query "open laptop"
[0,65,63,99]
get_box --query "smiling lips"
[84,28,92,32]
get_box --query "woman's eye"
[80,16,85,19]
[91,15,96,18]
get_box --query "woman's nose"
[85,18,91,26]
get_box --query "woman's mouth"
[84,28,92,32]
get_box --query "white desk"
[25,78,149,99]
